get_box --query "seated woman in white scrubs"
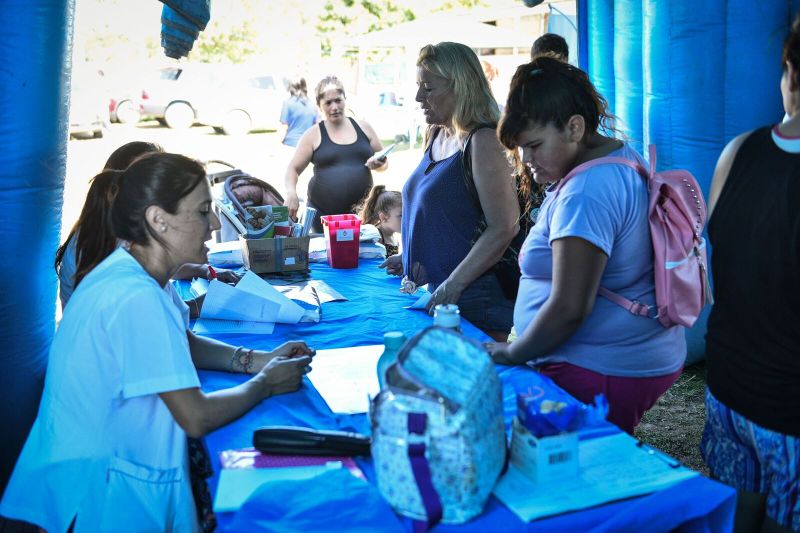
[0,152,314,532]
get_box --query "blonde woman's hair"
[417,42,500,142]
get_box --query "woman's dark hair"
[289,77,308,101]
[498,56,617,153]
[355,185,402,226]
[498,57,616,216]
[531,33,569,61]
[55,141,164,291]
[314,75,345,104]
[783,15,800,81]
[111,152,207,246]
[104,141,163,171]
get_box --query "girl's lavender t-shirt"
[515,144,685,377]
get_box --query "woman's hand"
[486,341,517,365]
[250,341,314,373]
[425,278,465,315]
[285,191,300,220]
[214,269,241,284]
[255,355,313,398]
[365,154,388,171]
[269,341,315,360]
[379,254,403,276]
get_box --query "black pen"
[636,440,682,469]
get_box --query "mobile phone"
[374,143,397,162]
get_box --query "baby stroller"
[206,160,284,242]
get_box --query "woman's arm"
[427,128,519,310]
[707,131,751,218]
[491,237,607,365]
[359,120,389,172]
[159,354,312,438]
[187,330,314,373]
[284,126,319,219]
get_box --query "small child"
[356,185,402,257]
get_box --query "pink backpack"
[556,144,713,328]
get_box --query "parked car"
[139,64,213,128]
[109,95,141,124]
[194,73,287,135]
[69,81,107,139]
[140,64,286,134]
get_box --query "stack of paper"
[493,432,698,522]
[193,271,307,335]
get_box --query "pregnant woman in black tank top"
[284,76,389,232]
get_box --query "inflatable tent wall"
[585,0,796,364]
[0,0,75,494]
[1,0,799,494]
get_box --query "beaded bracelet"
[230,346,255,374]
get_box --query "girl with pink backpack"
[489,57,701,434]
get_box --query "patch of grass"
[634,363,710,475]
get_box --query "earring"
[160,225,167,232]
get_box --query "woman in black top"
[284,76,388,232]
[701,16,800,533]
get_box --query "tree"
[316,0,416,57]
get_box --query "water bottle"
[433,304,461,332]
[377,331,406,389]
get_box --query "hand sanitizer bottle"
[377,331,406,389]
[433,304,461,333]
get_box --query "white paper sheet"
[213,463,341,512]
[405,291,431,310]
[193,318,276,335]
[493,432,698,522]
[307,345,383,414]
[200,279,280,323]
[235,271,305,324]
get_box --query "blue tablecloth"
[196,259,736,532]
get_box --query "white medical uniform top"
[0,249,201,532]
[58,235,191,331]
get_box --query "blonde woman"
[381,42,520,340]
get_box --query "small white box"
[510,417,579,483]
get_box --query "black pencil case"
[253,426,372,457]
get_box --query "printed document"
[307,345,383,414]
[493,432,698,522]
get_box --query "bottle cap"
[383,331,406,350]
[433,304,461,329]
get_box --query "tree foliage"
[190,20,261,64]
[316,0,416,57]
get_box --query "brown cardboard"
[239,235,310,274]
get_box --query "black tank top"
[706,126,800,435]
[307,118,374,232]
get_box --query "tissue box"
[510,417,578,483]
[239,235,310,274]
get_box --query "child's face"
[380,206,402,235]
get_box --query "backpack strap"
[406,412,443,532]
[554,151,657,319]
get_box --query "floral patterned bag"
[369,327,506,527]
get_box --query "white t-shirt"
[0,248,201,532]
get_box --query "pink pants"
[538,362,683,434]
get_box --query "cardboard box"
[239,235,310,274]
[510,417,578,483]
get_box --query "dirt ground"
[635,363,710,476]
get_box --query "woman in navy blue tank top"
[284,76,388,232]
[381,42,520,340]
